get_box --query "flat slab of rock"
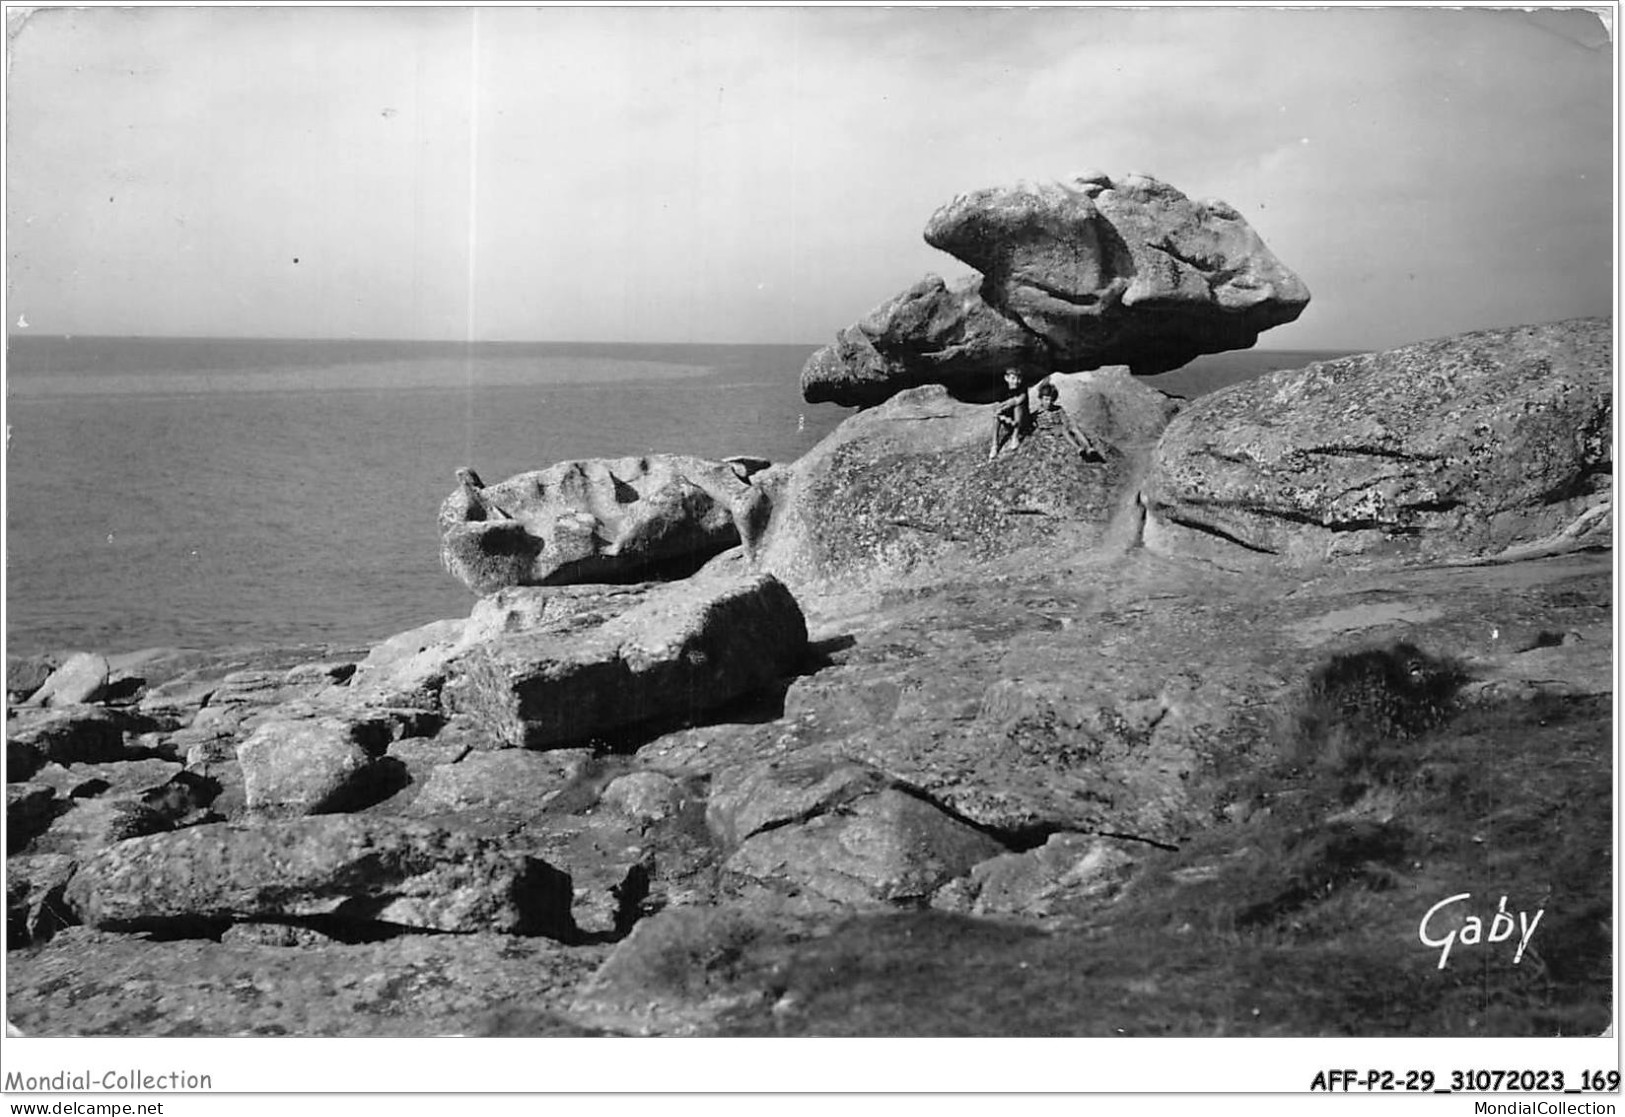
[405,749,593,818]
[63,816,575,939]
[29,758,185,800]
[443,572,808,750]
[6,927,608,1036]
[1143,318,1613,568]
[461,583,653,644]
[725,788,1006,905]
[706,757,894,849]
[438,456,770,594]
[135,645,363,723]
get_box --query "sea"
[4,337,1355,657]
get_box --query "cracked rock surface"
[1144,318,1612,568]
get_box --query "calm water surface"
[5,337,1354,655]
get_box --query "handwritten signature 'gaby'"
[1418,893,1544,970]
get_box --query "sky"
[3,3,1615,350]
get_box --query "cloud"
[6,6,1612,347]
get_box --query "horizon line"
[4,332,1367,355]
[4,332,828,348]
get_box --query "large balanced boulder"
[761,367,1178,587]
[442,572,809,750]
[438,456,772,594]
[1142,318,1613,568]
[803,171,1309,407]
[63,816,576,939]
[801,274,1049,407]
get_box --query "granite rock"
[1143,318,1613,568]
[64,816,576,939]
[724,788,1006,905]
[235,718,391,816]
[23,652,112,708]
[438,456,772,594]
[803,171,1309,407]
[443,572,808,750]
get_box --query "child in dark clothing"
[988,368,1032,460]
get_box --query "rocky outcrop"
[23,652,112,708]
[4,301,1611,1037]
[7,784,57,849]
[7,653,63,702]
[17,760,220,858]
[4,927,611,1037]
[64,816,576,939]
[761,367,1178,588]
[6,706,162,775]
[403,749,592,818]
[1143,318,1613,568]
[598,771,686,823]
[438,456,772,594]
[566,905,802,1035]
[28,757,186,800]
[724,787,1006,906]
[803,171,1309,407]
[443,571,808,750]
[344,618,470,711]
[23,797,176,854]
[928,172,1311,372]
[706,757,894,849]
[235,718,393,816]
[6,540,1614,1034]
[6,854,77,947]
[933,833,1137,919]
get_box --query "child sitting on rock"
[988,368,1033,460]
[1034,379,1106,462]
